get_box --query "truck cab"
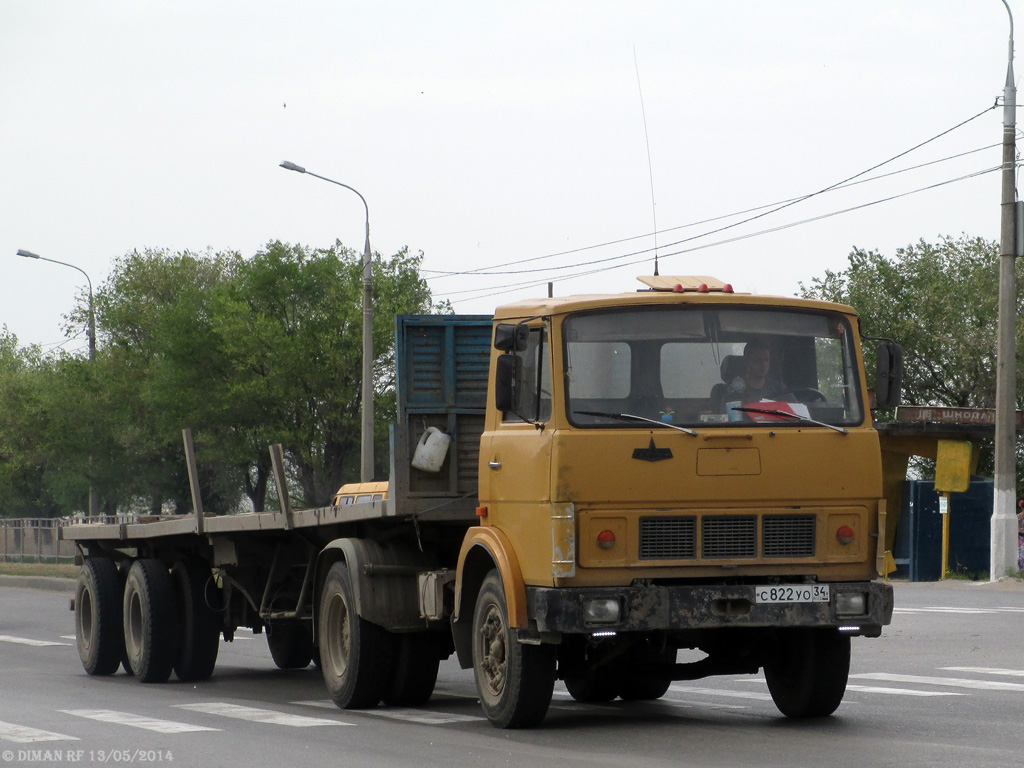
[455,276,895,726]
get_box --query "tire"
[75,558,125,676]
[266,620,314,670]
[318,561,395,708]
[472,571,555,729]
[171,560,221,681]
[117,561,134,676]
[564,672,618,703]
[763,628,850,718]
[385,632,440,706]
[619,642,675,702]
[123,559,179,683]
[619,674,672,701]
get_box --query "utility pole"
[992,0,1019,581]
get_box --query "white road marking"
[850,673,1024,692]
[60,709,218,734]
[0,635,70,647]
[941,666,1024,677]
[895,606,1024,615]
[667,684,774,701]
[293,700,477,724]
[845,684,965,697]
[0,721,78,744]
[176,702,353,727]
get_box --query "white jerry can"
[411,426,451,473]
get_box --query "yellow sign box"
[934,440,973,493]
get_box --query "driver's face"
[744,348,770,383]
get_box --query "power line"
[444,164,1000,304]
[425,106,996,281]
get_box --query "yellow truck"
[63,275,897,729]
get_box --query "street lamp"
[992,0,1018,581]
[17,248,99,517]
[17,249,96,363]
[279,161,376,482]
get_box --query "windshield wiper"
[574,410,697,436]
[731,406,848,435]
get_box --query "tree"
[801,234,1024,482]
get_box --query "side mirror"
[494,323,529,352]
[874,343,903,409]
[494,353,522,412]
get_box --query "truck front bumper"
[527,581,893,638]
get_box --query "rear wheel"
[172,560,221,681]
[564,672,618,703]
[266,620,314,669]
[472,571,555,728]
[385,632,440,706]
[318,561,395,708]
[75,558,124,676]
[763,628,850,718]
[123,559,178,683]
[619,641,675,701]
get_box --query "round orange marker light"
[836,525,855,545]
[597,530,616,550]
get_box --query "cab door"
[479,324,555,585]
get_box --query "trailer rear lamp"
[835,592,867,616]
[836,525,856,545]
[583,597,621,625]
[596,529,616,549]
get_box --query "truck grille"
[638,517,696,559]
[702,516,756,558]
[763,515,816,558]
[637,513,816,561]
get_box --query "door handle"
[488,461,502,470]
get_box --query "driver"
[728,337,784,402]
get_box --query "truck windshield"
[563,306,864,428]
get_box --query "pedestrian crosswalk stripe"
[895,607,1024,615]
[176,702,353,727]
[294,700,476,725]
[667,684,774,701]
[0,721,78,744]
[60,710,217,734]
[941,666,1024,677]
[850,673,1024,692]
[0,634,71,647]
[845,684,964,697]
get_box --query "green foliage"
[801,235,1024,483]
[802,236,1022,411]
[0,242,440,517]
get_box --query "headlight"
[835,592,867,616]
[583,597,621,625]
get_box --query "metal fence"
[0,518,78,563]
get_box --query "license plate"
[754,585,830,603]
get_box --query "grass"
[0,561,79,578]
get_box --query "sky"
[1,1,1017,356]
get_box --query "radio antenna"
[633,45,659,276]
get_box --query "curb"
[0,575,77,593]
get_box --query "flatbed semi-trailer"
[64,278,897,728]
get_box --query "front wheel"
[763,628,850,718]
[472,571,555,728]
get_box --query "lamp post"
[992,0,1019,581]
[279,161,375,482]
[17,248,99,517]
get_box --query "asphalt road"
[1,579,1022,768]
